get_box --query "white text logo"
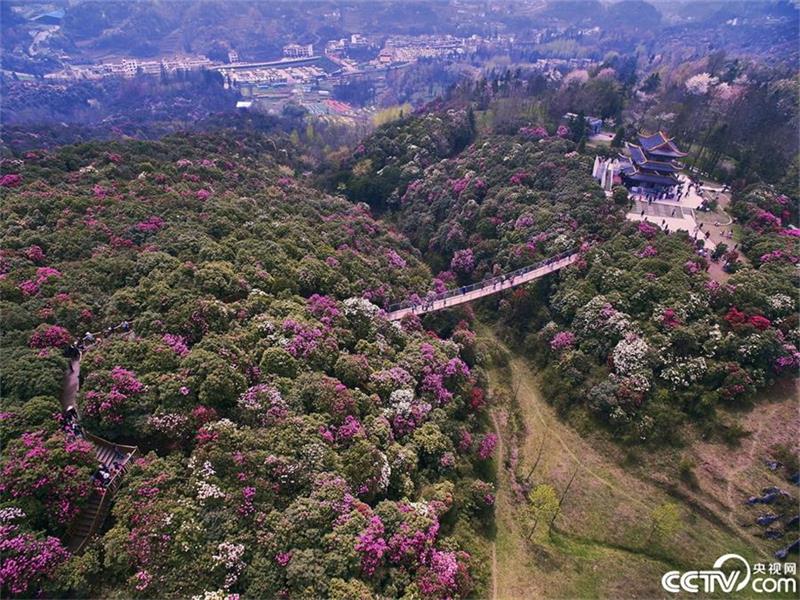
[662,553,797,594]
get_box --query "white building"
[283,43,314,58]
[592,156,622,191]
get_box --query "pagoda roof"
[618,155,678,186]
[638,131,687,157]
[617,157,636,175]
[625,143,682,172]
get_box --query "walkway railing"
[386,250,579,320]
[67,441,138,554]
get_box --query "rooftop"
[638,131,687,157]
[625,143,682,172]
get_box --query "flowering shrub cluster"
[347,113,798,445]
[391,135,617,284]
[730,184,800,268]
[518,125,549,139]
[320,109,476,210]
[29,324,73,350]
[0,509,69,596]
[0,428,95,540]
[82,366,146,428]
[0,132,492,598]
[542,225,799,443]
[95,294,489,598]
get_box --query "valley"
[483,326,798,598]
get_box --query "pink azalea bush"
[24,245,45,263]
[0,514,69,596]
[18,266,62,297]
[83,366,145,425]
[450,249,475,274]
[0,431,95,533]
[518,125,549,139]
[135,216,165,232]
[0,173,22,187]
[29,324,72,349]
[637,221,658,239]
[550,331,576,351]
[477,433,498,460]
[162,333,189,357]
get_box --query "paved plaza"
[626,195,717,251]
[632,199,687,219]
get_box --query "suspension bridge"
[386,251,580,321]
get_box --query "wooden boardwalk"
[61,350,138,553]
[386,252,579,321]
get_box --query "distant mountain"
[650,0,798,23]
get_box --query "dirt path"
[490,412,503,600]
[60,358,81,411]
[724,416,767,529]
[506,356,652,513]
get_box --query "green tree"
[570,111,587,142]
[648,502,681,545]
[612,186,630,206]
[640,72,661,94]
[525,483,559,539]
[611,126,625,148]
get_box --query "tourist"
[64,343,81,369]
[93,465,111,487]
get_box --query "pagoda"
[618,131,687,192]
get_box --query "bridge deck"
[387,253,579,321]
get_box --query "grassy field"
[479,325,798,599]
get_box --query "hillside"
[0,132,496,598]
[0,103,797,598]
[326,111,800,580]
[339,114,799,447]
